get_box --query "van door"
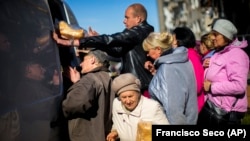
[0,0,80,140]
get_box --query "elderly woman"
[106,73,168,141]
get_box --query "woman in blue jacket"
[143,32,198,124]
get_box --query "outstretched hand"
[52,31,80,47]
[52,31,59,42]
[67,66,81,83]
[88,27,99,36]
[52,31,69,45]
[53,31,69,46]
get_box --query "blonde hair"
[143,32,173,52]
[200,33,214,50]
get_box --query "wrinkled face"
[0,34,11,52]
[123,7,141,29]
[80,55,94,74]
[119,90,140,111]
[27,63,45,80]
[211,31,228,48]
[147,47,161,60]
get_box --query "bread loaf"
[136,121,152,141]
[59,21,84,39]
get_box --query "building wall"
[157,0,250,40]
[157,0,219,39]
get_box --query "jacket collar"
[82,66,109,75]
[216,38,248,53]
[155,46,188,67]
[115,96,144,117]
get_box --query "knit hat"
[112,73,141,95]
[212,19,237,40]
[143,32,173,51]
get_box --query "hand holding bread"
[59,21,84,39]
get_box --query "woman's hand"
[204,79,212,92]
[203,58,210,68]
[144,61,156,75]
[106,130,118,141]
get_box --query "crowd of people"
[1,2,246,141]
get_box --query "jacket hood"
[223,38,248,52]
[155,46,189,67]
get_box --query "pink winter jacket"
[188,48,205,113]
[205,39,249,112]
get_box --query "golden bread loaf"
[59,21,84,39]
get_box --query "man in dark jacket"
[53,3,154,96]
[62,49,115,141]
